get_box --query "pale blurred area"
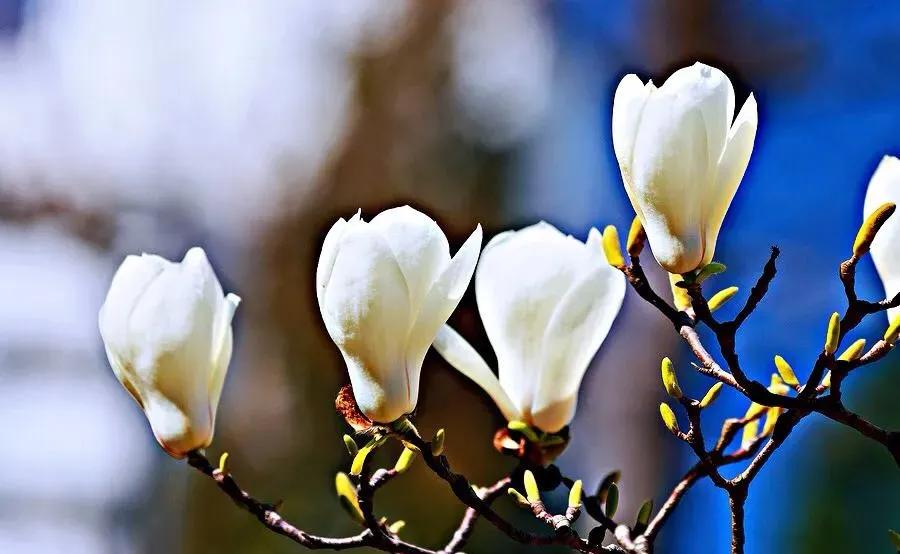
[3,1,897,553]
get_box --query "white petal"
[612,74,654,179]
[405,225,482,405]
[475,222,583,417]
[143,390,200,459]
[432,325,520,422]
[369,206,451,315]
[531,261,626,433]
[865,155,900,321]
[98,253,169,355]
[664,63,735,175]
[631,99,709,272]
[702,93,758,265]
[321,223,412,423]
[208,292,241,427]
[316,214,351,308]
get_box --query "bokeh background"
[1,1,899,552]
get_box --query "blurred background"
[1,1,899,552]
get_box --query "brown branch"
[732,247,779,328]
[727,489,747,554]
[440,477,510,554]
[186,451,377,551]
[396,430,621,553]
[814,401,900,465]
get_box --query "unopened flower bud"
[660,357,683,399]
[885,314,900,344]
[523,470,541,503]
[773,355,799,386]
[602,225,626,269]
[98,248,240,459]
[838,338,867,361]
[626,217,646,257]
[659,402,679,435]
[699,382,724,408]
[708,286,739,312]
[853,201,896,257]
[568,480,583,509]
[824,312,841,355]
[741,420,759,450]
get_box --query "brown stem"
[440,477,510,553]
[186,451,377,551]
[728,489,747,554]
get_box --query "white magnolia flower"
[99,247,240,458]
[612,62,758,274]
[317,206,482,423]
[864,155,900,321]
[433,222,626,433]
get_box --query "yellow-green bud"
[508,420,540,443]
[773,355,799,386]
[838,338,867,361]
[636,499,653,527]
[669,273,692,311]
[824,312,841,355]
[343,435,359,457]
[387,520,405,534]
[523,470,541,503]
[741,420,759,450]
[508,488,531,508]
[335,472,364,523]
[602,225,626,269]
[596,470,621,502]
[626,216,646,257]
[431,429,445,456]
[885,314,900,344]
[699,382,724,408]
[568,480,583,509]
[762,406,780,437]
[695,262,727,284]
[394,447,417,474]
[350,447,371,476]
[853,202,896,257]
[745,399,765,419]
[661,357,683,399]
[820,371,832,389]
[708,286,739,312]
[768,373,791,396]
[659,402,679,435]
[218,452,230,473]
[605,483,619,518]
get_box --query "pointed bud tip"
[699,382,724,408]
[523,470,541,503]
[626,217,646,257]
[659,402,679,434]
[568,480,583,509]
[773,355,799,386]
[660,357,683,399]
[602,225,626,269]
[885,315,900,344]
[854,202,896,256]
[708,286,739,312]
[825,312,841,355]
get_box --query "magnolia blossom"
[433,222,626,433]
[864,155,900,321]
[317,206,482,423]
[612,62,758,274]
[99,247,240,458]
